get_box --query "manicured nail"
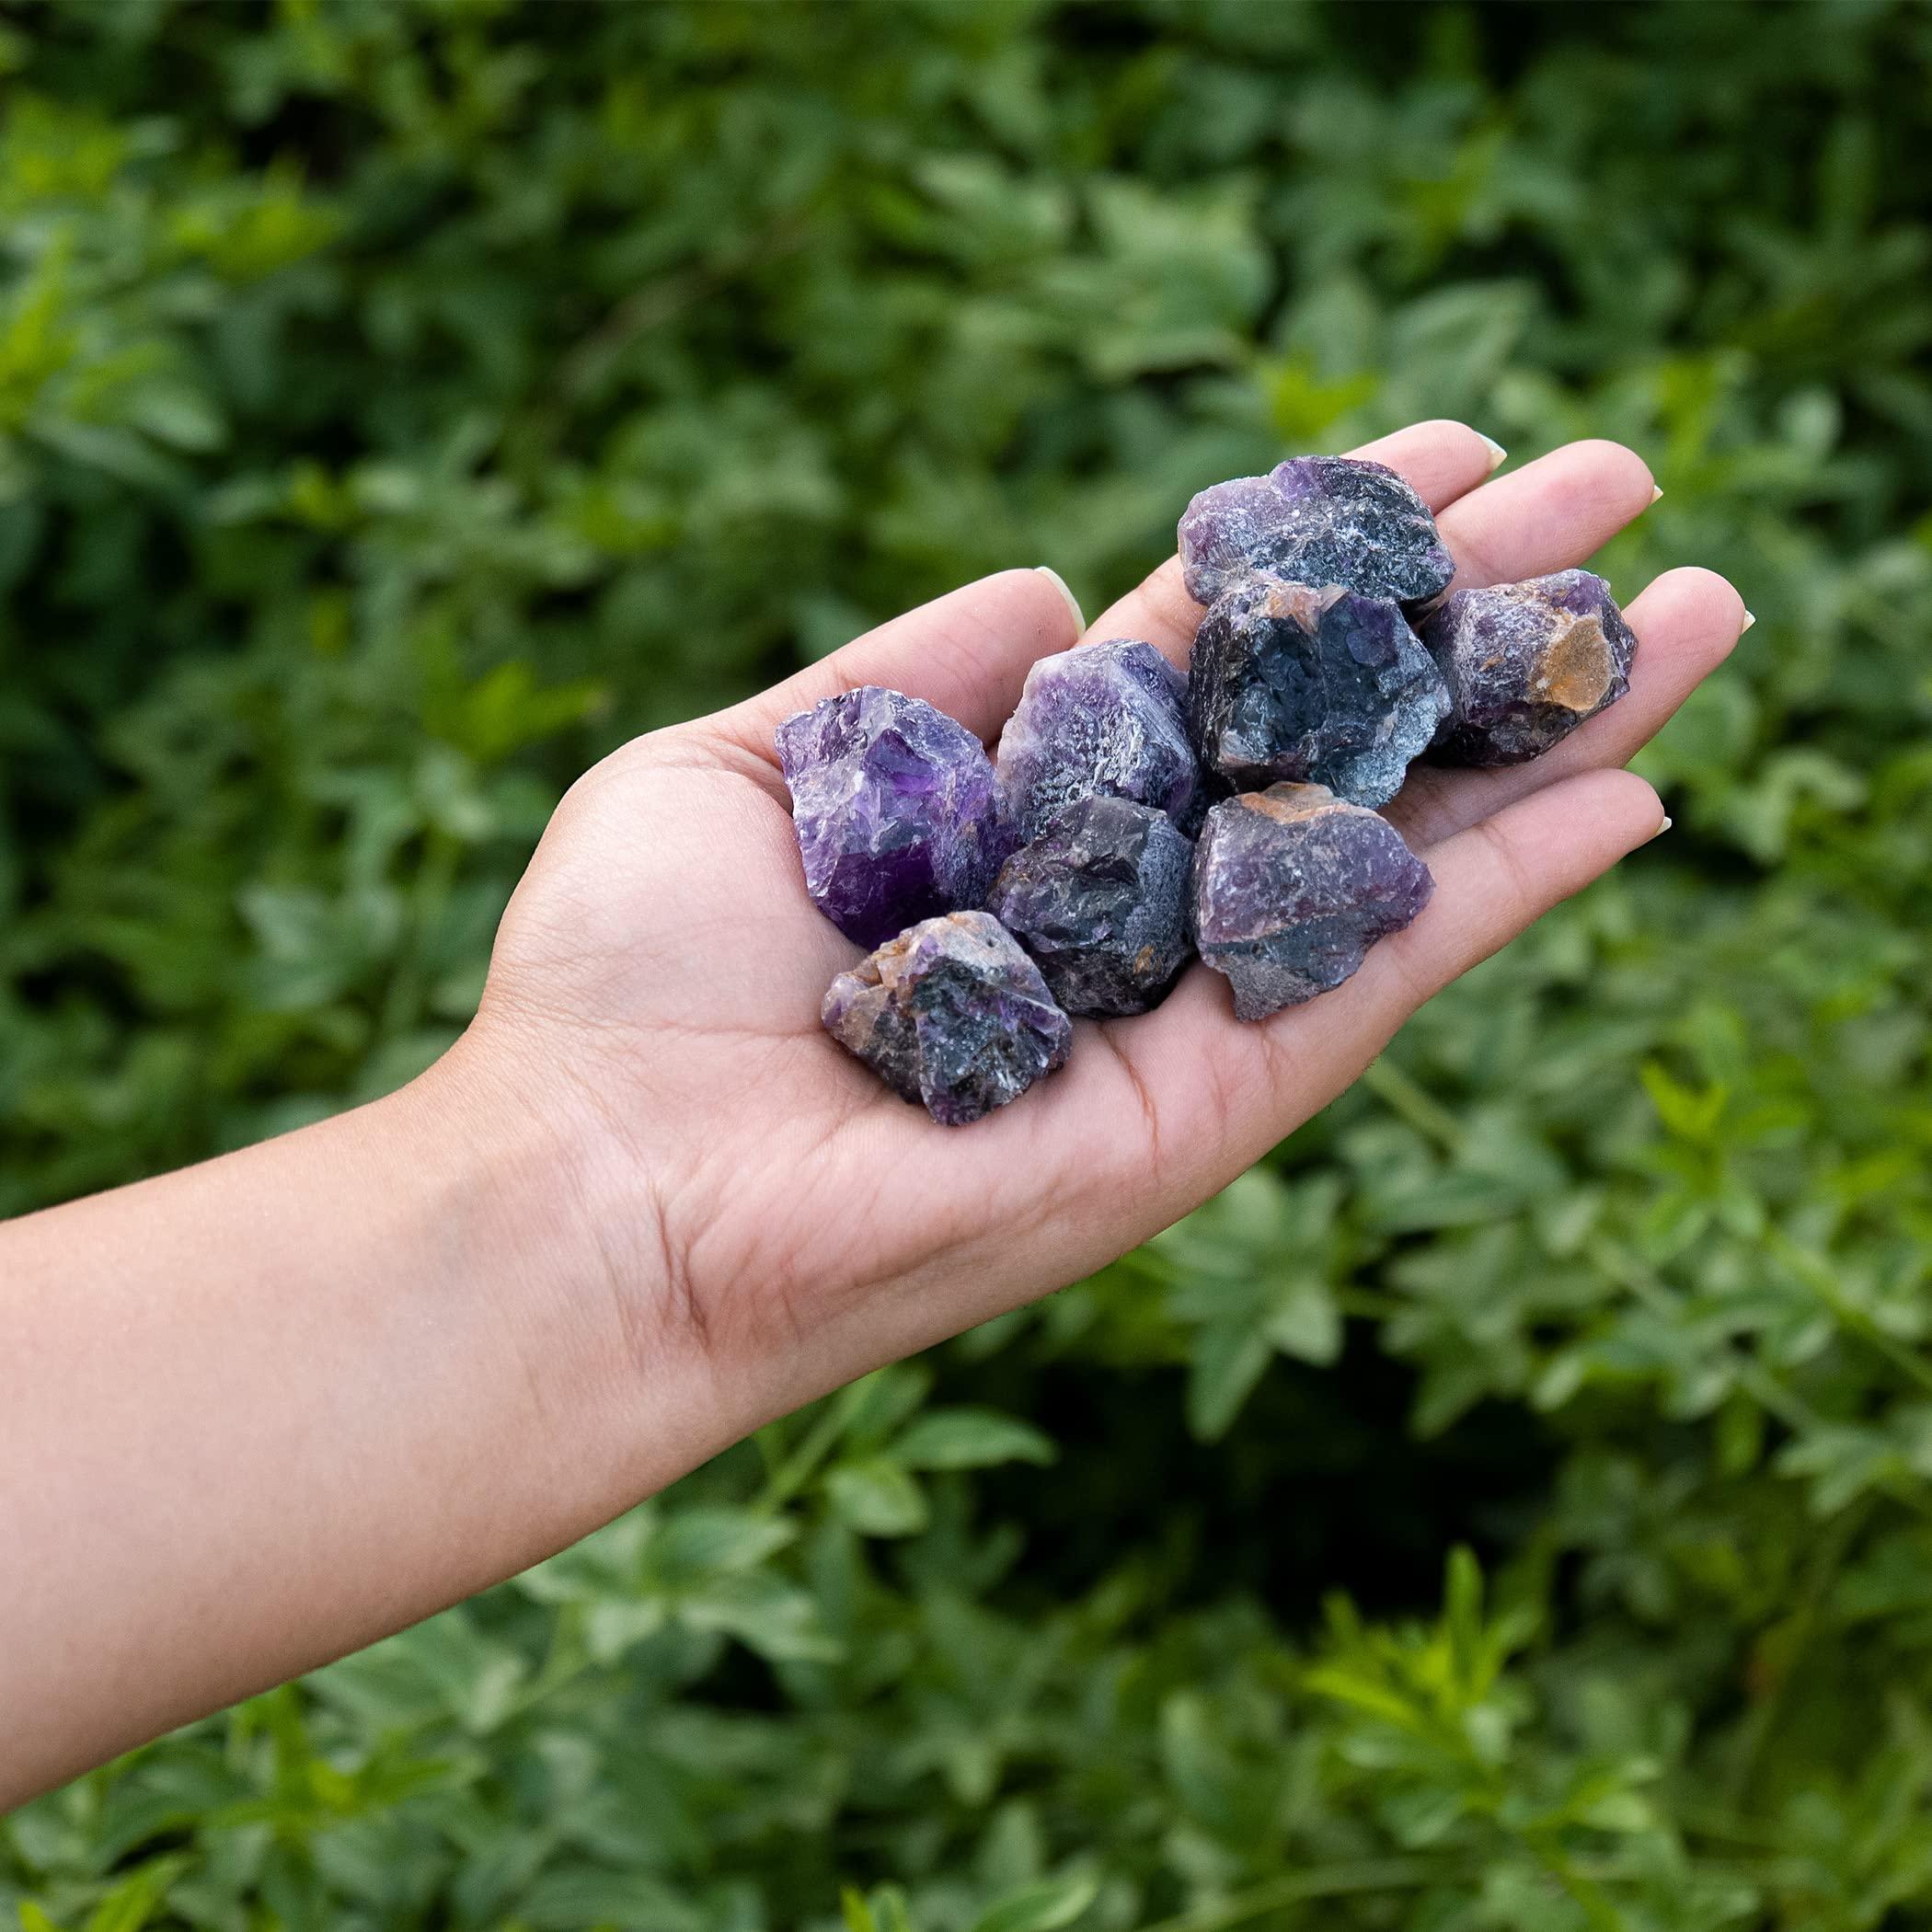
[1649,485,1663,504]
[1477,432,1507,472]
[1036,566,1084,632]
[1660,815,1673,832]
[1741,609,1757,632]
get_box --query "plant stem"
[1360,1059,1466,1152]
[1722,1495,1871,1812]
[754,1384,861,1513]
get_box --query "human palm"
[474,422,1744,1437]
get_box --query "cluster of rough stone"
[782,454,1637,1123]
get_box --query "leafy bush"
[6,1,1932,1926]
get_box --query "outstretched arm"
[0,421,1747,1807]
[0,1052,707,1807]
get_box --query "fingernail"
[1035,566,1084,632]
[1477,432,1507,472]
[1741,609,1757,632]
[1649,485,1663,504]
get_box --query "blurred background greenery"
[4,0,1932,1926]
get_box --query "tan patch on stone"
[1244,779,1345,827]
[1534,616,1613,714]
[1257,580,1340,629]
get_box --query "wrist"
[397,1024,728,1512]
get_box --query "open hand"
[462,420,1748,1458]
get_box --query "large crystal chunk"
[1421,569,1638,765]
[1179,456,1455,609]
[777,685,1007,948]
[821,911,1073,1125]
[1186,577,1448,807]
[1192,783,1433,1019]
[986,796,1193,1017]
[995,638,1201,841]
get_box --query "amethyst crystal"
[777,685,1009,948]
[1179,456,1455,610]
[1186,577,1448,807]
[1192,783,1433,1020]
[995,638,1201,840]
[985,796,1194,1017]
[1421,569,1638,765]
[822,911,1073,1125]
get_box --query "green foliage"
[6,1,1932,1926]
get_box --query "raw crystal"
[1178,456,1455,610]
[777,685,1009,948]
[995,638,1201,840]
[1192,782,1433,1020]
[1186,577,1448,807]
[821,911,1073,1125]
[986,796,1194,1017]
[1420,569,1638,765]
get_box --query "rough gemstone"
[777,685,1009,948]
[1420,569,1639,765]
[1178,456,1455,610]
[1186,577,1449,807]
[995,638,1201,840]
[821,911,1073,1125]
[1192,782,1433,1020]
[985,796,1194,1017]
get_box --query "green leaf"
[1263,1278,1343,1365]
[82,1857,189,1932]
[826,1457,929,1537]
[967,1874,1098,1932]
[681,1570,840,1662]
[122,379,225,453]
[583,1596,669,1664]
[648,1508,795,1583]
[1186,1323,1271,1442]
[514,1866,702,1931]
[894,1408,1056,1470]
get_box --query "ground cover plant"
[4,1,1932,1926]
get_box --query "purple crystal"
[1192,783,1433,1020]
[985,796,1194,1018]
[1186,577,1448,807]
[777,686,1009,949]
[822,911,1073,1125]
[1421,569,1638,765]
[1178,456,1455,610]
[995,638,1201,840]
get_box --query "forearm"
[0,1042,699,1807]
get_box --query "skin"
[0,422,1747,1807]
